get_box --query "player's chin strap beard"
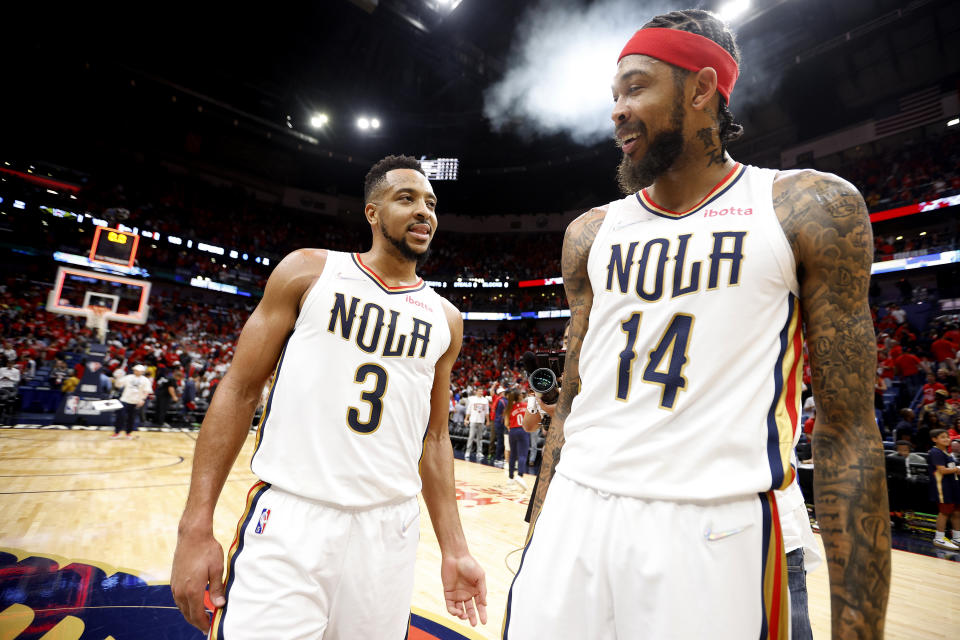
[379,220,431,269]
[616,99,686,195]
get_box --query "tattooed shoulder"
[563,205,608,263]
[567,205,608,239]
[772,169,872,271]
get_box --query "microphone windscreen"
[521,351,539,375]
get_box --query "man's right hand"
[171,527,226,632]
[538,394,558,418]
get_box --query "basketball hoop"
[85,305,111,343]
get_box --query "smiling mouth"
[408,224,431,239]
[620,134,642,154]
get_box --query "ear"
[364,202,378,225]
[690,67,719,112]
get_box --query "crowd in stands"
[870,308,960,447]
[0,264,568,428]
[4,130,956,294]
[3,130,960,454]
[0,275,253,426]
[874,226,958,263]
[451,325,565,394]
[837,130,960,212]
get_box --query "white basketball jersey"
[557,164,802,500]
[250,251,451,508]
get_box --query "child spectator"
[927,428,960,550]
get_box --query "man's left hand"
[441,554,487,626]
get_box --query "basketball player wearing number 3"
[171,155,487,639]
[505,10,889,640]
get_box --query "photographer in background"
[521,322,569,522]
[522,384,558,524]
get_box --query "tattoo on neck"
[696,127,724,167]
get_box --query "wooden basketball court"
[0,428,958,639]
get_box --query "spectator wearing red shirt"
[894,349,925,403]
[931,336,958,363]
[949,388,960,408]
[949,421,960,442]
[894,351,922,378]
[893,324,915,345]
[803,408,816,435]
[944,326,960,345]
[922,373,948,405]
[878,355,895,380]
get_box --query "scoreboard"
[89,226,139,268]
[420,157,459,181]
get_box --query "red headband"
[618,28,739,103]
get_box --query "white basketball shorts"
[210,482,420,640]
[502,473,789,639]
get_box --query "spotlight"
[370,118,381,129]
[310,113,329,128]
[357,117,370,130]
[718,0,750,22]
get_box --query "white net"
[84,306,110,342]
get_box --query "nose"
[611,96,630,125]
[414,198,435,222]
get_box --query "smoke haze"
[483,0,778,146]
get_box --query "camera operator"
[521,323,569,522]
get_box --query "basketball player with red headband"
[504,10,889,639]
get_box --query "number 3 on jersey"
[347,363,388,433]
[617,312,694,409]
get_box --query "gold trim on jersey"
[637,163,746,219]
[768,297,803,491]
[351,253,426,294]
[211,480,270,640]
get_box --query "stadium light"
[310,113,329,128]
[370,118,381,129]
[357,117,370,130]
[718,0,750,22]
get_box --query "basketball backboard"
[46,266,151,325]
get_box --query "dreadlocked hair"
[642,9,744,155]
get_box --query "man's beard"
[379,220,431,269]
[616,100,686,195]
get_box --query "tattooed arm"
[774,170,890,639]
[526,206,607,535]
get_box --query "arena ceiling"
[5,0,959,215]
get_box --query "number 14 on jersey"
[617,312,695,410]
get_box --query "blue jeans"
[508,428,530,478]
[786,548,812,640]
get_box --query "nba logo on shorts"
[254,508,271,534]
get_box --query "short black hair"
[363,155,425,204]
[931,428,948,440]
[642,9,744,155]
